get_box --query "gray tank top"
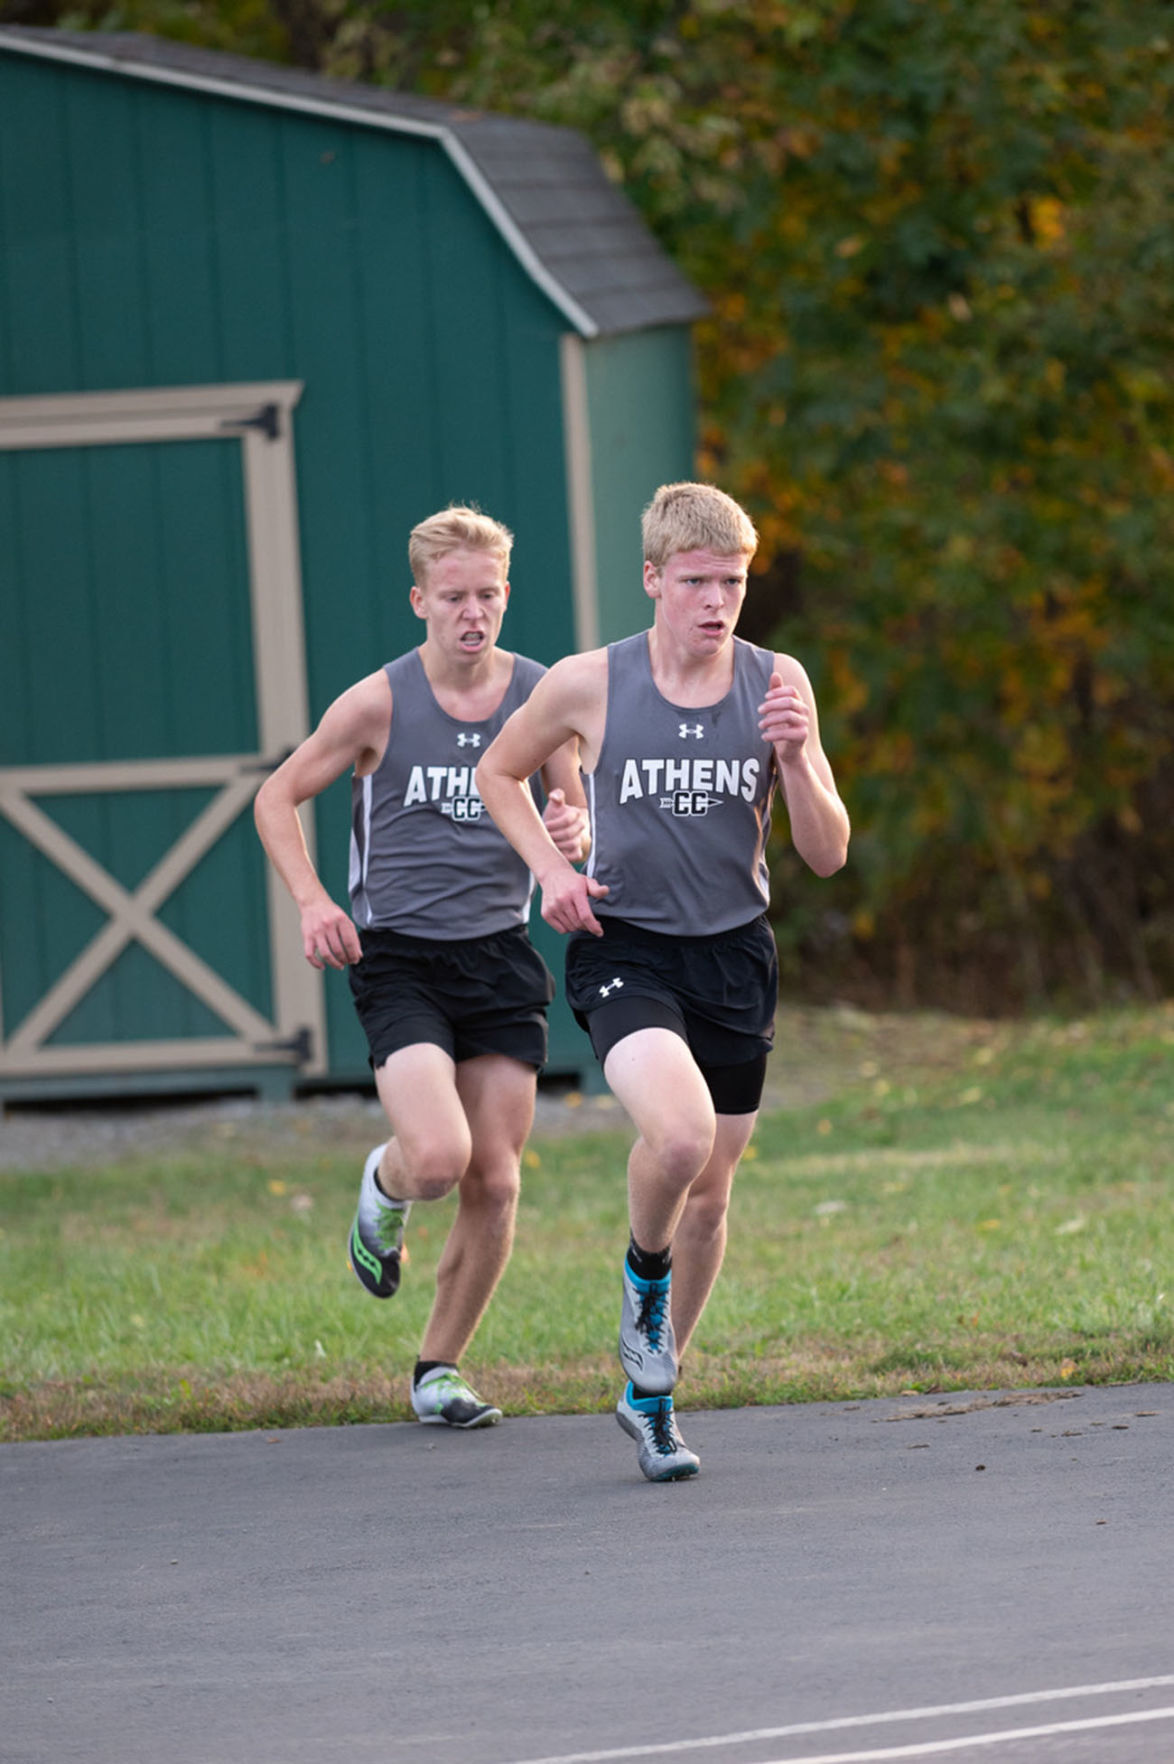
[349,648,546,938]
[586,632,776,936]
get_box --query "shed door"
[0,383,325,1087]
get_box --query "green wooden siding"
[3,440,254,763]
[0,429,274,1048]
[0,57,578,682]
[0,46,697,1089]
[0,823,104,1031]
[583,325,697,644]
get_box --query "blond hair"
[641,482,758,569]
[408,505,513,585]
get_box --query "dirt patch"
[885,1389,1084,1421]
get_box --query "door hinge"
[221,403,281,441]
[253,1026,314,1066]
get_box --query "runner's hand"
[542,787,590,863]
[299,899,362,969]
[538,866,608,937]
[758,670,810,763]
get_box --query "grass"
[1,1003,1172,1440]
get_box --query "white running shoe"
[618,1260,677,1393]
[616,1384,699,1481]
[348,1144,411,1299]
[411,1367,502,1429]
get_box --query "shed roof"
[0,24,708,340]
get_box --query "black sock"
[414,1359,454,1388]
[626,1234,671,1283]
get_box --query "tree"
[17,0,1174,1007]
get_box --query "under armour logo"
[599,977,624,998]
[678,723,704,739]
[456,732,482,748]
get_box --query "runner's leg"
[602,1026,717,1251]
[418,1051,535,1366]
[669,1109,757,1357]
[373,1042,473,1202]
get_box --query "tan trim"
[243,426,310,753]
[0,779,276,1055]
[0,1040,292,1078]
[240,418,324,1054]
[0,382,326,1081]
[0,756,252,792]
[0,382,305,449]
[559,334,600,652]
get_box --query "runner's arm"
[758,658,850,876]
[539,739,590,864]
[254,671,391,967]
[478,656,609,934]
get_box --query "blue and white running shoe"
[618,1260,677,1393]
[616,1384,699,1481]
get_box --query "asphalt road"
[3,1383,1172,1764]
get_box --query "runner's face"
[644,549,749,656]
[412,549,510,662]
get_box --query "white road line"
[506,1676,1174,1764]
[756,1704,1174,1763]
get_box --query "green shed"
[0,25,706,1103]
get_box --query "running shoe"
[618,1259,677,1393]
[348,1144,411,1299]
[616,1384,700,1481]
[411,1367,502,1429]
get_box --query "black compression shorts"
[564,914,778,1114]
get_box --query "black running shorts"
[564,914,778,1115]
[349,923,555,1071]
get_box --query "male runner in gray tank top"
[478,482,849,1479]
[255,507,588,1429]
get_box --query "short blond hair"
[408,505,513,585]
[642,482,758,569]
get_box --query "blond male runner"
[478,483,849,1477]
[255,507,588,1429]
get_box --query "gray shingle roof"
[0,25,708,339]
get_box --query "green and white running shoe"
[348,1144,411,1299]
[616,1383,700,1481]
[411,1367,502,1429]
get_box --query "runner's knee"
[399,1131,472,1200]
[644,1118,716,1187]
[682,1176,732,1236]
[461,1159,522,1217]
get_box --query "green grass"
[2,1004,1172,1440]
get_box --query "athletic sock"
[626,1234,671,1283]
[370,1144,406,1205]
[413,1359,455,1388]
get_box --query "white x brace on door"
[0,382,325,1082]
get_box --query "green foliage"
[16,0,287,57]
[393,0,1174,1010]
[13,0,1174,1006]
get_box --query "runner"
[255,506,588,1428]
[476,482,849,1476]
